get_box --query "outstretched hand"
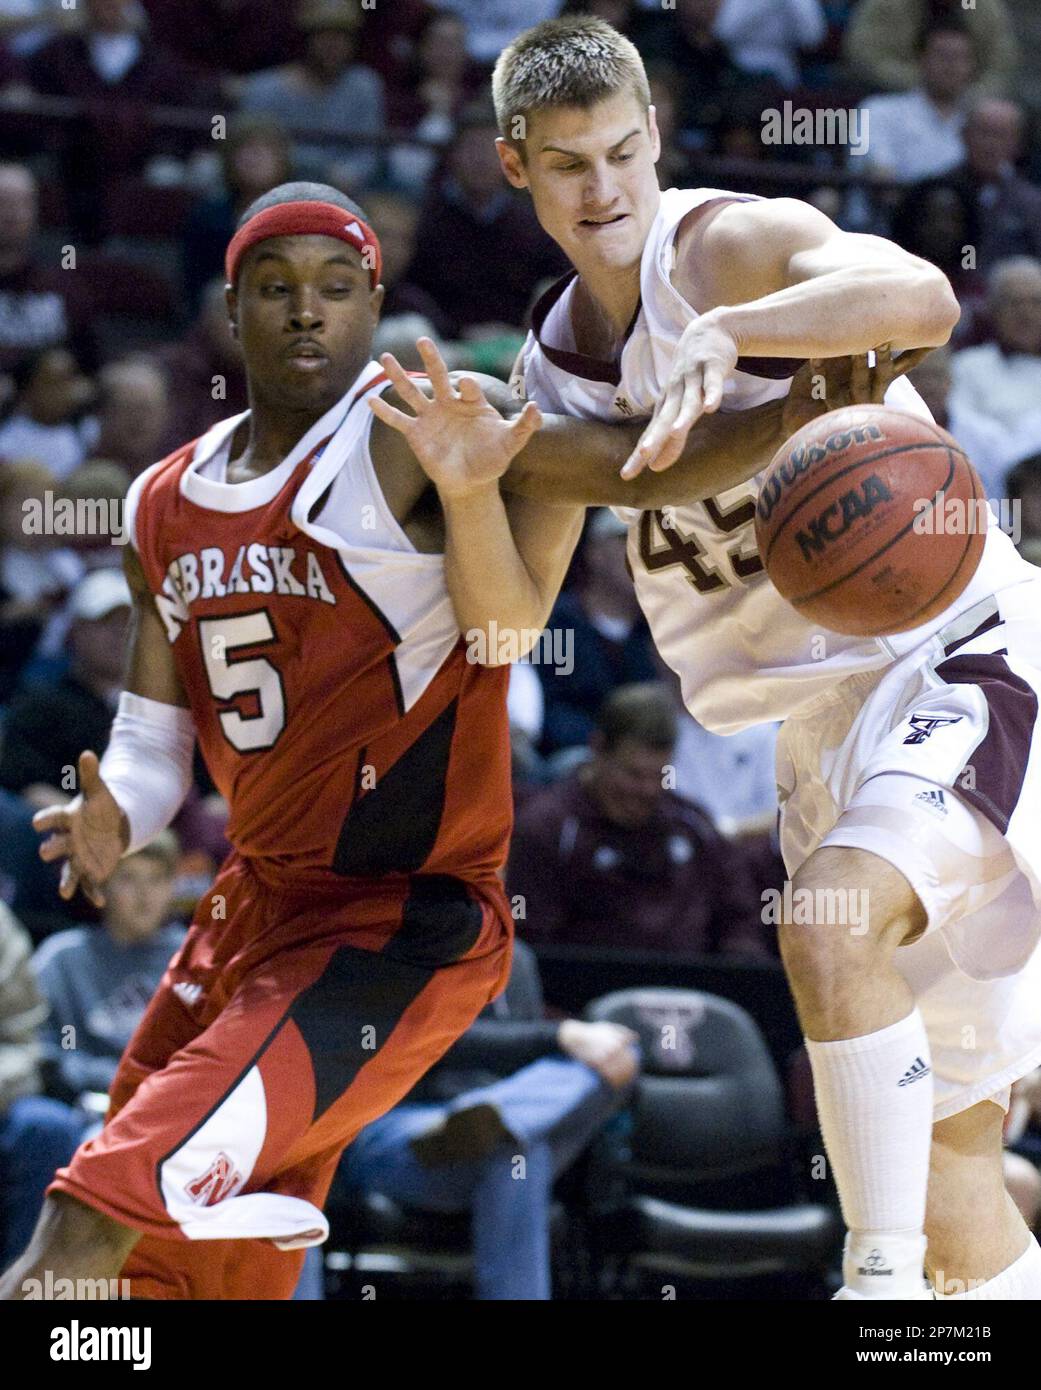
[369,337,543,499]
[33,750,128,906]
[781,345,933,437]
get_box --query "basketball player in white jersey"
[380,16,1041,1301]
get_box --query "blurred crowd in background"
[1,0,1041,1297]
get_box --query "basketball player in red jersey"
[0,180,875,1302]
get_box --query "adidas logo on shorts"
[914,789,948,816]
[898,1056,931,1087]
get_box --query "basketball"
[753,405,987,637]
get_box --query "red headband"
[224,200,383,288]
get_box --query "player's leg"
[0,1192,140,1299]
[779,843,935,1299]
[927,1099,1041,1299]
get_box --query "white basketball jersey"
[520,186,1034,733]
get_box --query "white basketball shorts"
[777,580,1041,1121]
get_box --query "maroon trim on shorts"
[934,651,1038,834]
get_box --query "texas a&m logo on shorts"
[903,714,964,745]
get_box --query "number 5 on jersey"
[199,612,286,752]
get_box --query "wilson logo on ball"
[756,423,885,523]
[795,475,894,562]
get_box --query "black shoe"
[409,1103,517,1168]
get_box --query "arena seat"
[323,1188,575,1300]
[581,988,841,1295]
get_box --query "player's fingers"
[455,374,484,404]
[367,393,417,433]
[849,352,871,404]
[890,346,932,381]
[80,876,106,909]
[378,352,429,413]
[32,805,71,833]
[77,749,103,797]
[417,337,454,398]
[38,832,72,863]
[58,859,79,900]
[507,401,543,443]
[651,373,704,472]
[700,359,727,416]
[628,382,684,476]
[870,344,895,402]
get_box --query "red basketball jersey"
[126,363,512,889]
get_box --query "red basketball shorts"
[47,852,513,1299]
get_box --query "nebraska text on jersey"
[157,543,336,642]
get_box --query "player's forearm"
[502,399,786,506]
[713,264,959,359]
[439,485,552,661]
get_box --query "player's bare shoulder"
[674,197,831,309]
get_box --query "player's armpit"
[121,543,191,708]
[500,398,786,507]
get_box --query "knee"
[778,847,924,981]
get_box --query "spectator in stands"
[82,360,170,477]
[857,19,976,186]
[645,64,690,187]
[26,0,219,241]
[713,0,826,90]
[140,0,300,78]
[360,192,451,336]
[32,832,184,1105]
[0,459,80,703]
[238,0,385,193]
[951,258,1041,433]
[0,899,85,1267]
[562,0,637,32]
[890,178,983,342]
[180,115,295,315]
[1006,454,1041,566]
[0,0,80,59]
[385,9,482,197]
[907,347,1015,500]
[405,102,566,336]
[947,100,1041,273]
[336,937,638,1300]
[0,164,97,379]
[537,510,656,758]
[660,674,780,834]
[150,280,247,455]
[436,0,561,68]
[508,662,548,802]
[0,567,129,803]
[843,0,1019,97]
[0,347,94,482]
[508,683,768,956]
[632,0,748,152]
[60,460,131,572]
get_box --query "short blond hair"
[492,16,651,152]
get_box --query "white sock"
[806,1010,933,1297]
[935,1235,1041,1300]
